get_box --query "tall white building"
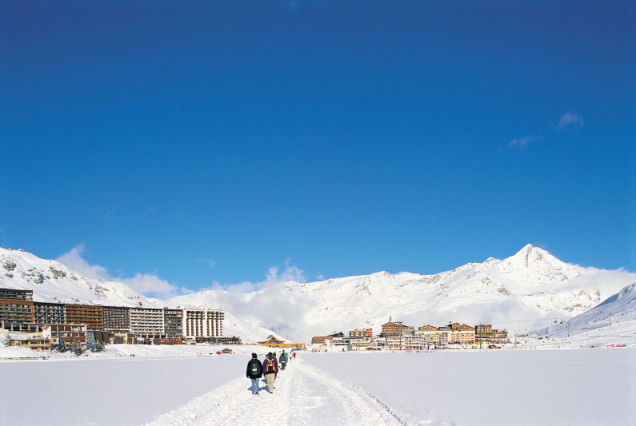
[130,307,164,337]
[182,308,224,339]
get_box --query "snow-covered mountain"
[534,282,636,346]
[2,245,635,342]
[0,247,156,307]
[167,244,636,341]
[0,247,278,342]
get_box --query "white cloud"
[57,244,181,298]
[121,273,179,299]
[507,136,535,148]
[556,113,584,131]
[264,259,305,284]
[56,244,109,280]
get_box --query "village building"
[475,323,494,343]
[259,335,305,349]
[49,324,87,346]
[381,318,413,336]
[312,332,344,345]
[3,324,53,350]
[492,330,509,344]
[349,328,373,337]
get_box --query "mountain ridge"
[2,245,635,342]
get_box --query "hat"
[251,353,257,358]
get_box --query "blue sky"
[1,1,633,296]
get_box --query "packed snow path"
[147,358,404,425]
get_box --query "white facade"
[182,308,224,338]
[130,308,165,336]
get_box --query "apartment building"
[103,306,130,331]
[130,307,164,338]
[163,308,184,338]
[0,299,34,329]
[33,302,66,325]
[0,288,33,301]
[65,304,104,330]
[183,308,224,339]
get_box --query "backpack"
[264,358,277,374]
[249,359,261,376]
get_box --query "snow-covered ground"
[1,348,634,425]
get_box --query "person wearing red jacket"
[262,352,278,393]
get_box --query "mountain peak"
[509,244,553,267]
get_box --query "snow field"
[1,349,634,425]
[147,357,403,425]
[302,350,636,425]
[0,356,248,425]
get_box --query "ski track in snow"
[146,358,405,426]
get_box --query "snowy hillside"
[534,282,636,346]
[168,244,636,341]
[0,247,157,307]
[0,247,277,341]
[2,245,635,342]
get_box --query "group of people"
[245,349,296,395]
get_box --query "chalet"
[259,335,306,349]
[381,318,413,336]
[312,332,344,345]
[349,328,373,338]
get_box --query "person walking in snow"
[279,350,288,370]
[272,352,279,379]
[292,351,296,360]
[262,352,278,393]
[246,353,263,395]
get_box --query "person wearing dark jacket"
[246,353,263,395]
[279,350,288,370]
[262,352,278,393]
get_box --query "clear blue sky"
[1,1,634,291]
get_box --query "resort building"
[65,304,104,330]
[0,299,34,329]
[3,324,53,350]
[130,307,165,338]
[103,306,130,331]
[33,302,66,325]
[349,328,373,337]
[163,308,184,338]
[0,288,33,301]
[381,318,413,336]
[49,324,87,346]
[183,308,224,340]
[475,323,494,343]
